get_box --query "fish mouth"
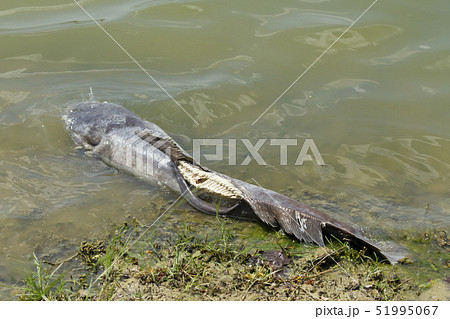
[62,113,72,130]
[62,108,77,140]
[62,103,96,149]
[62,103,81,129]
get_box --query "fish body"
[64,101,403,263]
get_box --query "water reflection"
[298,24,402,50]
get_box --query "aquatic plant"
[17,253,69,301]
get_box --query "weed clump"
[17,254,69,301]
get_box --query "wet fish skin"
[64,101,182,192]
[64,101,402,264]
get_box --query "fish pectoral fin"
[250,199,326,245]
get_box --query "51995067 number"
[376,305,438,316]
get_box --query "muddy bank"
[14,217,449,301]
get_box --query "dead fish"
[63,101,403,264]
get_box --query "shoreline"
[13,216,448,301]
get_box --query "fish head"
[63,101,142,149]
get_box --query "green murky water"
[1,0,449,299]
